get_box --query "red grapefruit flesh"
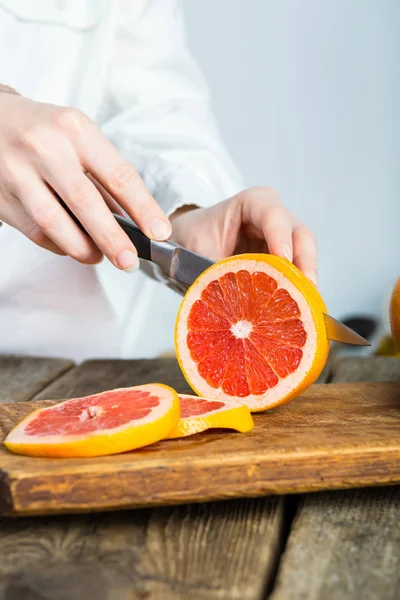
[4,384,180,457]
[168,394,254,438]
[175,254,329,411]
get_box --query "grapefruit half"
[175,254,329,411]
[168,394,254,438]
[5,384,179,458]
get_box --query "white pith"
[176,259,318,410]
[231,320,253,339]
[80,406,103,421]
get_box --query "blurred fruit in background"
[389,277,400,351]
[376,277,400,357]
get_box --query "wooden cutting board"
[1,381,399,516]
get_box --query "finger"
[292,224,318,286]
[260,206,294,262]
[41,160,139,271]
[0,194,66,256]
[86,173,125,216]
[78,123,171,240]
[15,172,103,265]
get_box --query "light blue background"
[184,0,399,323]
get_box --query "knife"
[146,233,370,347]
[59,201,370,346]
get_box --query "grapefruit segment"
[197,334,236,388]
[261,288,301,320]
[5,384,180,458]
[219,272,242,320]
[249,333,303,378]
[222,339,250,397]
[201,280,234,321]
[187,330,232,363]
[188,300,230,331]
[243,339,279,394]
[251,271,278,310]
[236,270,252,319]
[168,394,254,439]
[175,254,329,411]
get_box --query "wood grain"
[1,382,400,516]
[0,498,283,600]
[269,356,400,600]
[35,358,193,401]
[0,355,73,403]
[331,356,400,383]
[316,349,337,383]
[0,357,285,599]
[269,488,400,600]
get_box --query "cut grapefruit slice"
[4,384,179,458]
[175,254,329,411]
[168,394,254,438]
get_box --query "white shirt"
[0,0,242,362]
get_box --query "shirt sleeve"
[97,0,243,217]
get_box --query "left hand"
[170,186,318,287]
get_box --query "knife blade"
[323,314,371,346]
[149,238,371,347]
[57,199,370,346]
[150,239,213,286]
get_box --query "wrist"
[170,204,199,241]
[170,204,198,224]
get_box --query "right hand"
[0,92,172,271]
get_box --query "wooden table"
[0,354,399,600]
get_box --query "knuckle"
[0,156,18,185]
[287,209,298,224]
[295,223,317,245]
[70,247,101,265]
[33,206,59,231]
[68,180,92,209]
[108,164,140,190]
[14,127,44,153]
[248,185,281,203]
[266,186,281,201]
[266,204,287,222]
[28,226,49,248]
[96,227,124,252]
[52,107,86,135]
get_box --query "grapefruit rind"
[4,383,180,458]
[168,394,254,438]
[175,254,329,411]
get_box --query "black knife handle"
[113,214,152,261]
[56,195,151,261]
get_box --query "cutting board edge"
[3,446,400,517]
[0,467,13,515]
[3,441,400,479]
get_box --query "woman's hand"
[170,186,318,286]
[0,93,171,271]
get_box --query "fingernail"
[150,218,171,241]
[124,260,140,273]
[116,249,139,272]
[281,244,293,262]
